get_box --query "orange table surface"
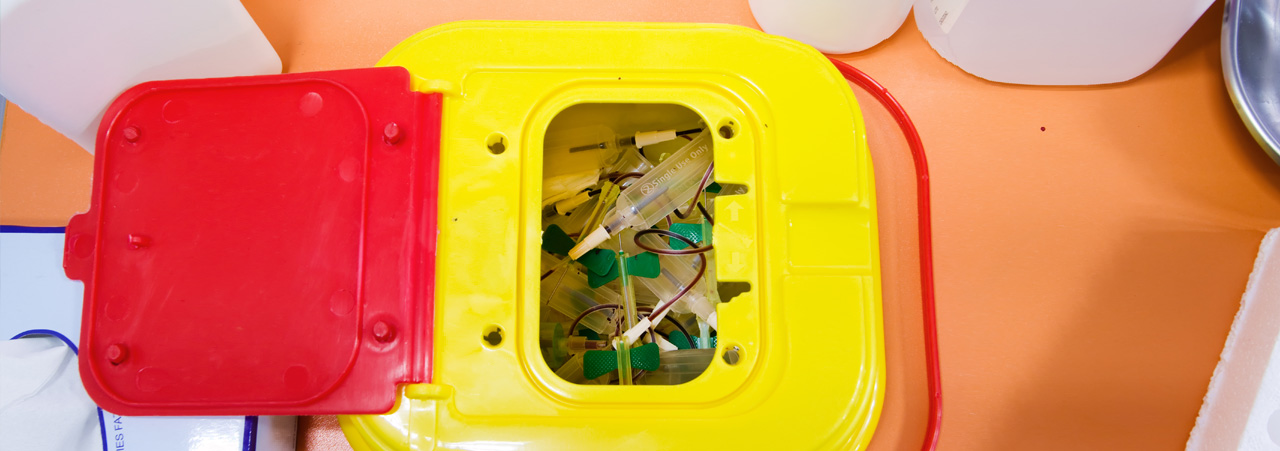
[4,1,1280,450]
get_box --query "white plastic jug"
[748,0,914,54]
[0,0,281,152]
[914,0,1215,85]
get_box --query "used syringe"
[620,231,718,344]
[543,126,700,206]
[568,131,713,259]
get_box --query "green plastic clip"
[626,252,660,278]
[582,342,661,380]
[576,248,616,276]
[586,262,620,288]
[669,331,694,350]
[669,222,710,250]
[541,224,577,256]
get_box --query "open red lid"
[63,67,441,415]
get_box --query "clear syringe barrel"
[606,130,713,232]
[568,130,713,260]
[634,233,717,324]
[540,263,618,334]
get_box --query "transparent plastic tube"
[619,251,638,332]
[540,266,617,333]
[545,195,598,236]
[697,318,712,350]
[614,337,633,385]
[543,125,619,206]
[636,349,714,385]
[570,131,713,257]
[544,125,618,177]
[610,130,712,230]
[699,221,722,305]
[541,251,565,274]
[633,233,717,327]
[545,126,675,205]
[606,146,654,177]
[555,354,588,384]
[540,322,567,369]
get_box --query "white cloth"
[0,335,102,451]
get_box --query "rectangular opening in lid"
[538,102,727,386]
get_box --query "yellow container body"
[341,21,885,450]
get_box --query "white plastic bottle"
[914,0,1215,85]
[748,0,913,54]
[0,0,281,152]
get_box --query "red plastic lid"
[63,67,441,415]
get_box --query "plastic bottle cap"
[634,130,677,148]
[568,226,610,259]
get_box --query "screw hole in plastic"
[722,346,741,365]
[482,324,504,348]
[717,119,737,140]
[486,133,508,155]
